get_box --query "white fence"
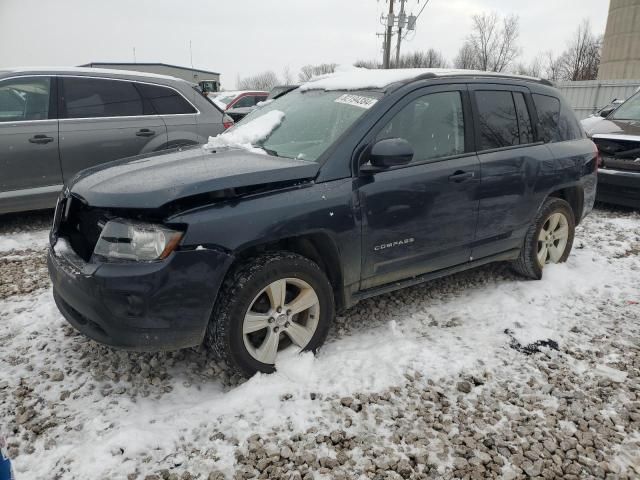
[555,80,640,120]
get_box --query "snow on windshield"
[300,65,537,91]
[204,110,285,154]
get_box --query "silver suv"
[0,67,228,214]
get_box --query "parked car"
[213,90,268,122]
[48,69,597,377]
[0,67,229,215]
[583,89,640,208]
[267,85,299,100]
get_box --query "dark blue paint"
[48,75,598,350]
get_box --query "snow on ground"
[0,207,639,479]
[0,228,49,253]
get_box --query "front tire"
[206,252,334,377]
[512,197,575,280]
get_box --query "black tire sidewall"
[212,253,334,376]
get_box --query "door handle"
[448,170,475,183]
[29,134,54,144]
[136,129,155,137]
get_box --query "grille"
[58,197,105,262]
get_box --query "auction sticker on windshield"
[334,94,378,109]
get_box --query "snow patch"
[204,110,285,154]
[300,65,539,91]
[0,228,49,252]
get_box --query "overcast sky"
[0,0,609,89]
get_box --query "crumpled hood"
[69,146,319,209]
[584,118,640,137]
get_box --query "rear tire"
[206,252,334,377]
[512,197,575,280]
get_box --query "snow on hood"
[205,110,285,154]
[299,65,533,92]
[581,115,604,133]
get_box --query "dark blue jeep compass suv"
[48,69,598,376]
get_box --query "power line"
[413,0,431,23]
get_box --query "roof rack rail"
[410,71,555,87]
[414,72,438,81]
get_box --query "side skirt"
[350,248,520,304]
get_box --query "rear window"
[62,78,143,118]
[532,93,582,143]
[136,83,197,115]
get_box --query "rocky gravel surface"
[0,206,639,479]
[0,211,52,299]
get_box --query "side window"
[0,77,51,122]
[136,83,197,115]
[513,92,534,144]
[62,78,143,118]
[532,94,561,143]
[475,91,519,150]
[376,91,465,163]
[254,95,268,105]
[233,95,255,108]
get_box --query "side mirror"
[361,138,414,174]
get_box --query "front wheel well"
[233,234,346,310]
[548,186,583,225]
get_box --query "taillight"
[223,115,234,130]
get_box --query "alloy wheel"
[537,212,569,267]
[243,278,320,364]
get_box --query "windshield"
[241,89,381,162]
[611,91,640,120]
[216,95,236,106]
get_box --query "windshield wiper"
[261,147,280,157]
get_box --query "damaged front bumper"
[48,239,234,351]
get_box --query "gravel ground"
[0,205,639,479]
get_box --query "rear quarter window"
[136,83,197,115]
[532,93,583,143]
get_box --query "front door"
[58,76,167,181]
[0,76,62,194]
[358,86,480,289]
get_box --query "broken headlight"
[93,219,183,262]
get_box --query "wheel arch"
[547,185,584,225]
[232,232,347,311]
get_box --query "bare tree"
[355,49,448,70]
[281,66,294,85]
[392,49,448,68]
[514,54,544,77]
[466,12,520,72]
[237,71,280,91]
[354,59,381,69]
[558,19,601,81]
[453,42,478,70]
[542,51,563,81]
[298,63,337,82]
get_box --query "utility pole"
[382,0,395,69]
[395,0,407,66]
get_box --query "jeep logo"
[374,238,415,251]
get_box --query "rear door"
[0,75,62,203]
[469,84,555,259]
[136,82,207,146]
[58,76,167,181]
[358,85,480,289]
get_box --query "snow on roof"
[300,66,542,91]
[0,66,182,81]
